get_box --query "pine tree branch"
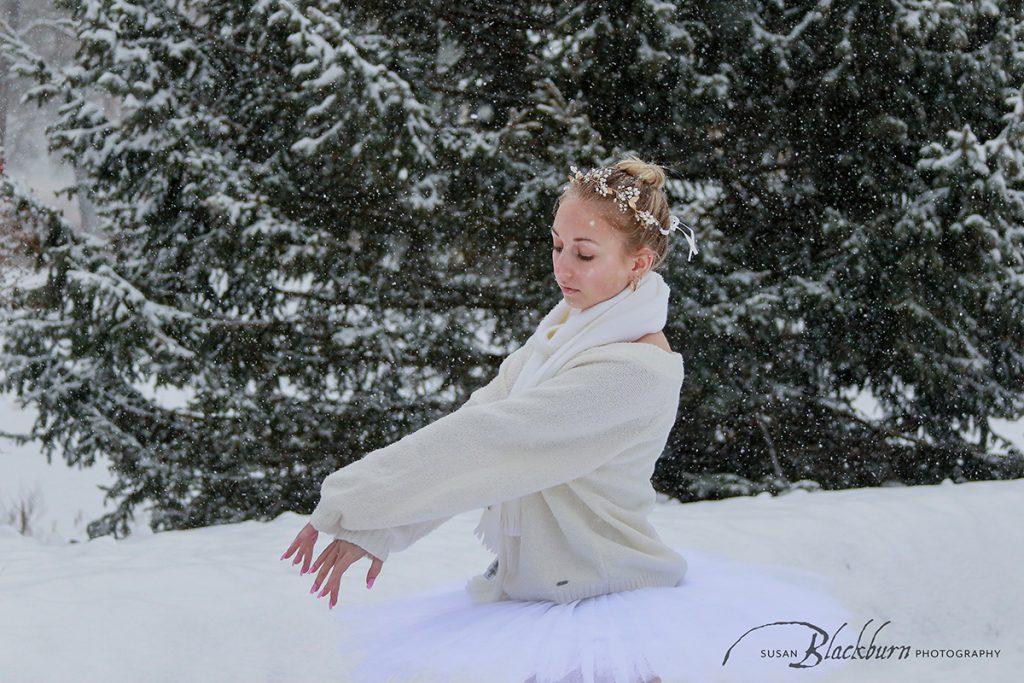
[816,396,930,448]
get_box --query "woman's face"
[551,194,654,311]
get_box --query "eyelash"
[553,246,594,261]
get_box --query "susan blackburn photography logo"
[722,618,1001,668]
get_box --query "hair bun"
[614,154,667,192]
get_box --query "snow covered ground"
[2,377,1022,682]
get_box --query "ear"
[628,247,656,280]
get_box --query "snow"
[0,389,141,543]
[2,375,1022,681]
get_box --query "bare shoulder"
[632,331,672,353]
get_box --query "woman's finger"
[308,548,326,576]
[318,549,359,608]
[365,555,383,589]
[311,544,338,594]
[299,540,314,575]
[308,541,335,582]
[280,536,301,561]
[322,556,350,609]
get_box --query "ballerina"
[280,156,847,683]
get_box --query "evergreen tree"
[655,0,1024,497]
[543,0,1024,499]
[1,1,1022,539]
[0,0,547,536]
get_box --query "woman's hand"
[280,523,384,609]
[307,538,384,609]
[280,522,320,574]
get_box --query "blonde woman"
[281,157,847,683]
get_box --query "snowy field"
[2,389,1023,682]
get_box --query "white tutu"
[329,548,854,683]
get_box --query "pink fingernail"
[367,577,375,589]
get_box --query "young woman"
[281,157,849,683]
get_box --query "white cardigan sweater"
[309,339,688,604]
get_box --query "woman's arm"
[309,351,669,537]
[310,346,523,559]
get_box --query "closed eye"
[553,246,594,261]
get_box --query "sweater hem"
[508,572,684,605]
[329,527,393,562]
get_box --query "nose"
[553,250,574,280]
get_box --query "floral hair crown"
[568,164,699,262]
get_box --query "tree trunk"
[0,0,22,153]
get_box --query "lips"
[559,284,578,293]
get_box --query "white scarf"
[471,270,671,557]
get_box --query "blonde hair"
[555,153,674,271]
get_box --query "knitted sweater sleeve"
[309,350,664,557]
[317,351,516,561]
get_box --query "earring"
[629,277,638,292]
